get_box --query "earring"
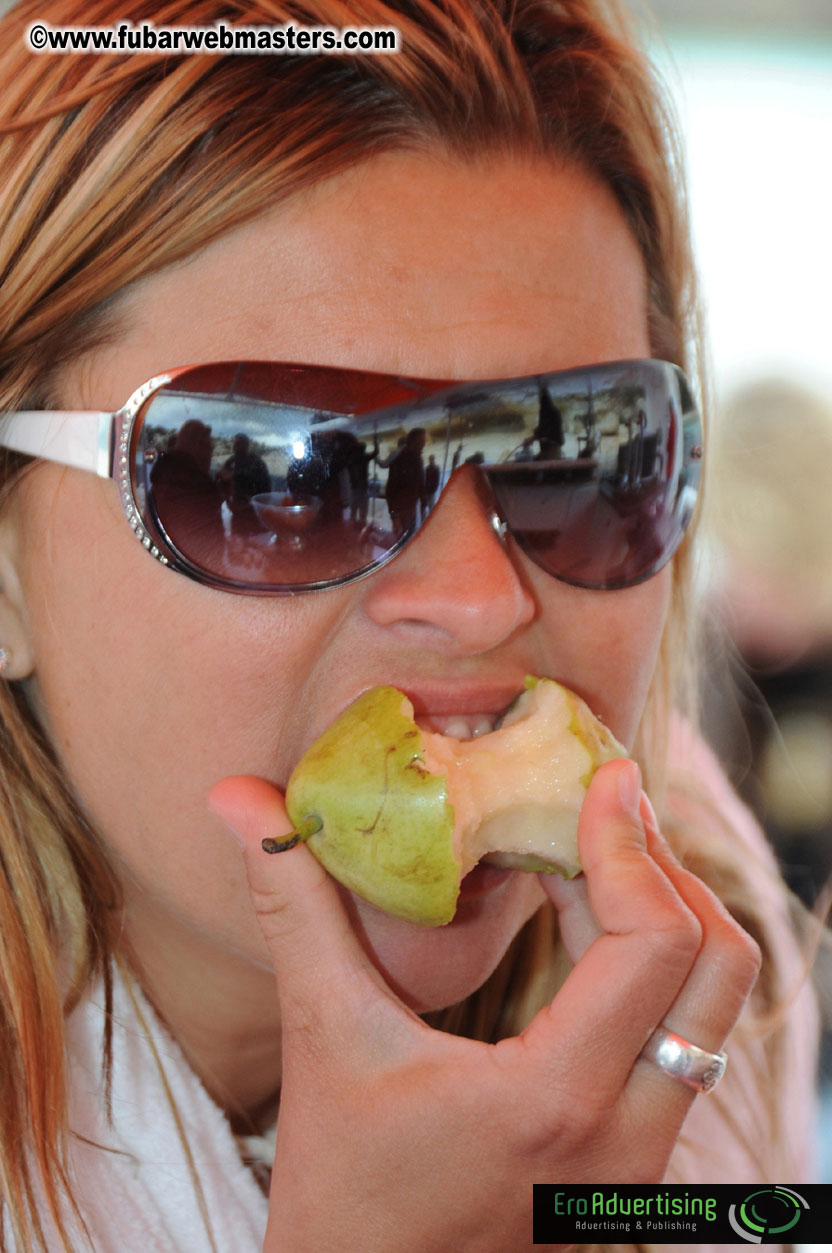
[0,647,11,676]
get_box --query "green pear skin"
[285,686,459,925]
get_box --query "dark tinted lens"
[132,362,450,591]
[486,360,701,588]
[131,359,700,592]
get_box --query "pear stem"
[261,814,323,855]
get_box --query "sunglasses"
[0,358,701,594]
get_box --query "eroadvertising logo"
[532,1183,828,1244]
[728,1186,810,1243]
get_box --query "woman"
[0,0,817,1249]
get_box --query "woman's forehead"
[58,152,649,411]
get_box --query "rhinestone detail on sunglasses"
[116,376,173,565]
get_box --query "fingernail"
[617,760,643,819]
[640,790,659,833]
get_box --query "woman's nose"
[360,467,536,654]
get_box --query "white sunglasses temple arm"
[0,414,114,478]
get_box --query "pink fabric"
[658,720,820,1253]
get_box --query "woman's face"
[9,152,668,1021]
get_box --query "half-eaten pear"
[268,677,627,926]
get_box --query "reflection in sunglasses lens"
[133,359,698,592]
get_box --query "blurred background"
[648,0,832,1190]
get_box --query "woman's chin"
[341,869,547,1014]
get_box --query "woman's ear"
[0,510,36,681]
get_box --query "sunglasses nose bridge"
[469,461,510,542]
[435,462,508,543]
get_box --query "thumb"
[537,759,645,963]
[208,775,386,1028]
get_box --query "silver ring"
[639,1026,727,1094]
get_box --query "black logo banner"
[532,1184,831,1244]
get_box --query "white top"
[19,971,269,1252]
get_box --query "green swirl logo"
[728,1187,809,1243]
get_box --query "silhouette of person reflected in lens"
[523,385,564,461]
[385,427,426,536]
[348,438,379,525]
[172,419,214,474]
[150,420,225,564]
[218,433,271,536]
[424,454,440,512]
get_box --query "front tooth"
[438,714,496,740]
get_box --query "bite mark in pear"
[265,676,628,926]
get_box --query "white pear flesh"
[284,677,628,926]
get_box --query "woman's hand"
[209,759,761,1253]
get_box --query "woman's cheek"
[527,561,673,748]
